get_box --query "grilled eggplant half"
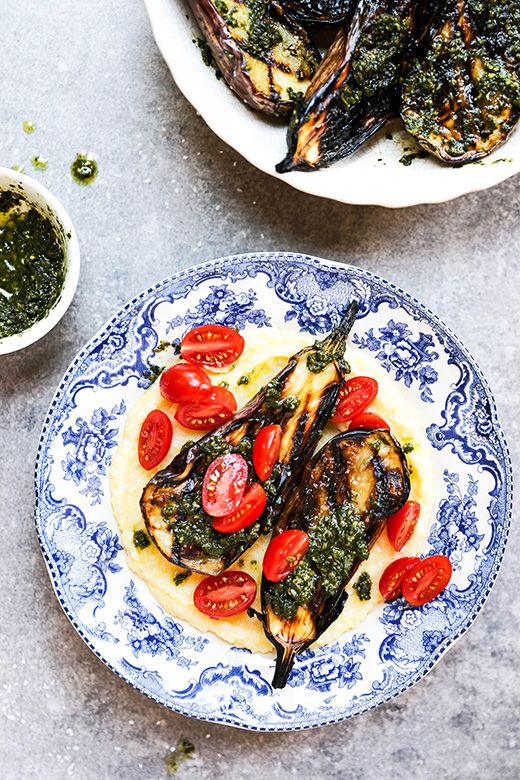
[141,302,359,576]
[276,0,436,171]
[188,0,321,116]
[261,428,410,688]
[401,0,520,163]
[279,0,353,24]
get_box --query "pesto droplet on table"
[0,191,66,339]
[23,120,36,134]
[71,153,98,185]
[31,155,49,171]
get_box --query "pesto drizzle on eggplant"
[401,0,520,162]
[262,428,410,688]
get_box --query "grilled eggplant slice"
[279,0,353,24]
[141,302,359,576]
[276,0,435,171]
[262,428,410,688]
[187,0,321,116]
[401,0,520,163]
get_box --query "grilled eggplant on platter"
[276,0,436,171]
[279,0,353,24]
[401,0,520,162]
[141,302,359,576]
[187,0,320,115]
[261,428,410,688]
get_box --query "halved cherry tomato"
[379,557,420,601]
[263,529,309,582]
[402,555,452,606]
[193,570,257,618]
[202,453,248,517]
[159,362,211,404]
[349,411,390,430]
[212,483,267,533]
[252,424,282,481]
[331,376,378,423]
[181,324,245,371]
[175,386,237,430]
[138,409,173,470]
[387,500,421,551]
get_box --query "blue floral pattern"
[288,634,369,691]
[166,284,270,333]
[61,402,126,504]
[34,253,512,731]
[428,471,484,570]
[353,320,439,402]
[115,583,207,667]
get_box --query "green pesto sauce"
[153,339,172,353]
[23,120,36,134]
[164,738,195,775]
[306,341,334,373]
[141,362,164,386]
[268,558,319,621]
[0,191,66,339]
[31,155,48,171]
[173,571,192,586]
[133,529,151,550]
[341,14,411,111]
[244,0,282,57]
[268,504,369,621]
[353,571,372,601]
[237,374,250,385]
[399,150,428,166]
[403,441,415,453]
[71,153,98,185]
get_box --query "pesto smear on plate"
[0,191,66,339]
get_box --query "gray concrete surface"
[1,1,519,778]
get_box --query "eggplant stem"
[272,645,297,689]
[320,300,359,356]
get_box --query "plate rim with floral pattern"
[34,252,513,731]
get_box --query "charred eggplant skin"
[276,0,437,172]
[187,0,320,116]
[401,0,520,163]
[261,428,410,688]
[141,302,359,576]
[279,0,353,24]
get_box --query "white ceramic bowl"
[0,168,80,355]
[145,0,520,207]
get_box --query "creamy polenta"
[109,326,436,654]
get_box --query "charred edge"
[272,644,297,688]
[321,300,359,355]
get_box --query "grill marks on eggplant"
[140,302,359,576]
[188,0,320,115]
[261,429,410,688]
[276,0,435,172]
[401,0,520,162]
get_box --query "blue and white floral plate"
[35,253,513,731]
